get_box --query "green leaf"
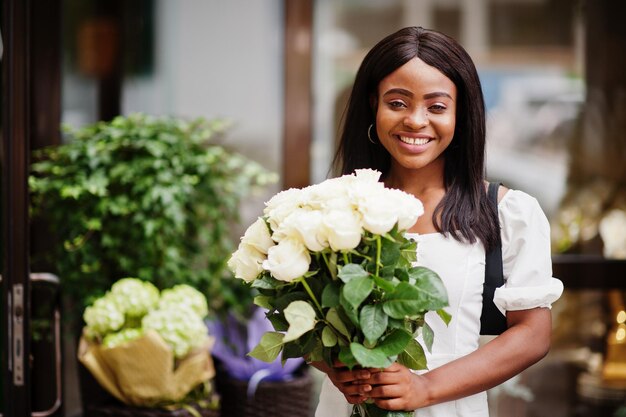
[373,275,396,292]
[338,264,368,283]
[283,301,317,342]
[321,282,340,308]
[326,308,351,339]
[400,240,418,264]
[360,304,388,344]
[380,238,401,266]
[382,282,426,319]
[338,346,358,369]
[273,291,308,311]
[322,326,338,347]
[350,342,393,369]
[397,339,427,370]
[339,295,360,326]
[251,275,281,290]
[377,329,412,356]
[408,267,449,308]
[382,277,448,319]
[266,312,289,331]
[422,322,434,353]
[253,295,272,309]
[437,308,452,325]
[342,276,374,310]
[248,332,284,363]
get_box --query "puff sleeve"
[493,190,564,313]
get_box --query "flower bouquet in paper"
[228,169,450,417]
[78,278,217,412]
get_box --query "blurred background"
[2,0,625,416]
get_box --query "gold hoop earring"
[367,124,378,145]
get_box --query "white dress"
[315,190,564,417]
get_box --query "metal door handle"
[30,273,62,417]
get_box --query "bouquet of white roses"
[228,169,450,417]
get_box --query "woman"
[313,26,563,417]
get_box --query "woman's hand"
[362,362,429,411]
[310,360,380,404]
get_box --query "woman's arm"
[363,307,551,411]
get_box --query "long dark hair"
[332,26,500,250]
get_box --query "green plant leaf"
[338,346,358,369]
[326,308,351,339]
[360,304,388,343]
[377,329,412,356]
[338,263,368,283]
[248,332,284,363]
[397,338,427,370]
[322,326,338,347]
[266,312,289,331]
[381,282,426,319]
[437,308,452,325]
[373,275,396,292]
[422,322,434,353]
[253,295,272,309]
[342,276,374,310]
[321,282,340,308]
[283,300,316,342]
[350,342,393,369]
[408,267,449,309]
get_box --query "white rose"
[389,188,424,231]
[262,238,311,282]
[304,177,349,210]
[359,192,398,235]
[353,169,382,183]
[263,188,305,231]
[323,209,363,251]
[273,209,328,252]
[228,243,266,282]
[242,217,275,254]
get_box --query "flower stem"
[300,277,324,315]
[321,251,336,280]
[375,235,382,277]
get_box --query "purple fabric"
[207,307,304,381]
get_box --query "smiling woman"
[316,26,563,417]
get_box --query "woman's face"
[375,57,457,173]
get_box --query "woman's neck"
[383,158,446,198]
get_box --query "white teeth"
[399,136,430,145]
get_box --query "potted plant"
[29,113,276,314]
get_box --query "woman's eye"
[388,100,406,109]
[429,104,447,112]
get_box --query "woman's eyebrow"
[383,88,453,101]
[423,91,454,100]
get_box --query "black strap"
[479,182,507,335]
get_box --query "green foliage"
[29,114,275,314]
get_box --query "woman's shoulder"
[496,187,550,238]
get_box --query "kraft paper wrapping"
[78,330,215,407]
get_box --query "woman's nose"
[403,108,429,129]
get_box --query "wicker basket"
[216,371,313,417]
